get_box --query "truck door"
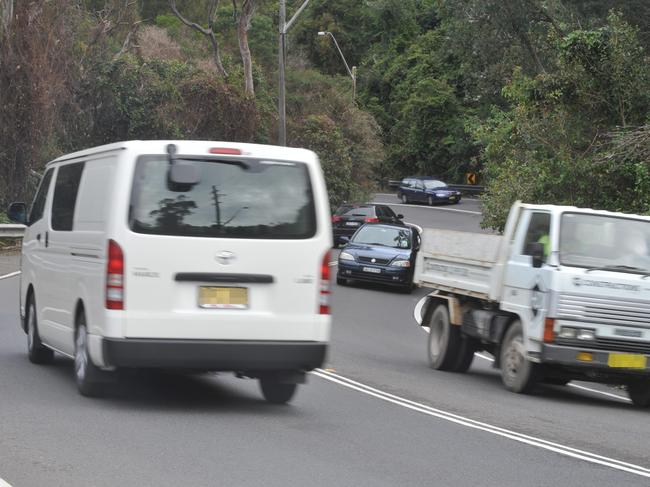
[501,211,553,350]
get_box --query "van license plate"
[199,287,248,309]
[362,267,381,274]
[607,353,647,369]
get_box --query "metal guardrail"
[387,180,484,195]
[0,224,26,238]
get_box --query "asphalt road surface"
[1,196,649,486]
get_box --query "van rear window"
[129,156,316,239]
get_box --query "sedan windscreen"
[129,156,316,239]
[352,226,411,249]
[423,180,447,189]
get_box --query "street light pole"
[318,31,356,101]
[278,0,316,147]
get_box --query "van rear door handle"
[36,233,41,242]
[45,231,49,248]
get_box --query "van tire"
[500,320,540,394]
[26,296,54,365]
[75,314,110,397]
[628,381,650,407]
[427,304,463,371]
[259,378,298,404]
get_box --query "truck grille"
[556,337,650,355]
[557,294,650,328]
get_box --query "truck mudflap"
[542,344,650,377]
[414,292,463,327]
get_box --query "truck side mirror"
[525,242,545,268]
[7,202,27,225]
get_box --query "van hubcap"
[75,327,88,382]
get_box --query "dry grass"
[137,26,183,61]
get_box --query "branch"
[112,20,143,62]
[169,0,212,36]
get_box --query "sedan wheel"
[427,196,433,206]
[401,194,408,204]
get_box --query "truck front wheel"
[500,320,540,394]
[427,304,474,372]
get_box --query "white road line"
[0,477,13,487]
[0,271,20,280]
[313,369,650,478]
[416,310,631,403]
[371,201,481,215]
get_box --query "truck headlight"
[577,329,596,341]
[391,260,411,268]
[559,327,577,339]
[339,252,355,262]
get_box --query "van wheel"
[26,296,54,364]
[500,320,540,393]
[427,304,467,371]
[628,381,650,407]
[259,378,298,404]
[401,194,408,204]
[75,314,110,397]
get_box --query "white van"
[7,140,332,403]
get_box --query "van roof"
[520,202,650,222]
[48,140,317,166]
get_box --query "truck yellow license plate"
[607,353,647,369]
[199,287,248,309]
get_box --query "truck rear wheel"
[500,320,540,393]
[628,381,650,407]
[427,304,472,372]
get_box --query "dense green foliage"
[3,1,650,228]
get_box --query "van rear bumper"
[102,338,327,371]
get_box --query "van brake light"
[320,251,331,315]
[106,240,124,310]
[209,147,242,155]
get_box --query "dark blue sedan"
[336,223,420,293]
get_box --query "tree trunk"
[0,0,14,39]
[236,0,255,97]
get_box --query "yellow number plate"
[199,287,248,309]
[607,353,647,369]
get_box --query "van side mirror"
[7,202,27,224]
[525,242,545,268]
[397,214,404,219]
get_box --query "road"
[1,196,649,486]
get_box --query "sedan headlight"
[435,192,447,197]
[339,252,355,262]
[391,259,411,268]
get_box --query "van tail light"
[331,215,342,223]
[319,251,331,315]
[365,217,379,223]
[106,239,124,310]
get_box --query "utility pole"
[278,0,287,146]
[278,0,316,146]
[211,185,222,228]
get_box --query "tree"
[232,0,256,97]
[169,0,227,77]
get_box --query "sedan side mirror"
[525,242,545,268]
[7,202,27,224]
[339,236,350,245]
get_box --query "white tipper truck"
[413,201,650,406]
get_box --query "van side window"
[28,168,54,225]
[51,162,85,231]
[522,212,551,261]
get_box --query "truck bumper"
[102,339,327,371]
[542,343,650,378]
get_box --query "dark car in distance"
[397,177,461,205]
[332,204,403,247]
[336,223,420,293]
